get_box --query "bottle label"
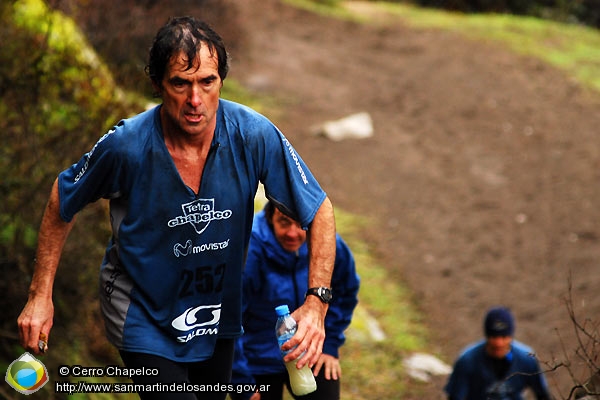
[277,332,294,356]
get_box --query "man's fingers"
[312,357,324,377]
[306,337,324,368]
[282,327,323,369]
[18,320,37,354]
[287,333,323,369]
[282,341,307,363]
[282,302,326,368]
[25,329,46,355]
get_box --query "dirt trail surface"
[230,1,600,397]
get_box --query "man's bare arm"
[18,178,75,354]
[284,196,336,368]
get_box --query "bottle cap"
[275,305,290,316]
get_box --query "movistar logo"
[173,239,230,257]
[174,240,193,257]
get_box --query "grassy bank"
[333,209,428,399]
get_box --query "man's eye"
[276,218,289,226]
[171,79,187,88]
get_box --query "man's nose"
[188,85,202,107]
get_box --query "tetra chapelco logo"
[5,352,49,395]
[168,198,232,234]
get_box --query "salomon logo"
[171,304,221,331]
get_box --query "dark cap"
[484,306,515,337]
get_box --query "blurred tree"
[0,0,145,384]
[50,0,244,95]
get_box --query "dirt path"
[231,1,600,397]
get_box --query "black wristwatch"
[305,287,333,304]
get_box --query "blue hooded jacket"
[231,209,360,386]
[445,339,551,400]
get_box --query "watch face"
[320,288,332,301]
[307,287,332,303]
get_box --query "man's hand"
[313,353,341,380]
[281,296,327,369]
[249,392,261,400]
[18,296,54,355]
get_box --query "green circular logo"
[5,352,49,395]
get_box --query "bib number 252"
[179,264,225,297]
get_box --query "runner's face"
[272,209,307,253]
[485,335,512,359]
[159,46,221,138]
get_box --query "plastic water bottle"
[275,305,317,396]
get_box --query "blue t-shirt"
[57,99,326,362]
[444,339,551,400]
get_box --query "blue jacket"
[231,209,360,386]
[445,339,551,400]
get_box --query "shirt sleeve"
[253,125,326,229]
[528,356,552,400]
[444,354,470,400]
[58,126,124,222]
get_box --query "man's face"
[271,208,307,253]
[485,335,512,359]
[158,46,222,139]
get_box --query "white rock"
[403,353,452,382]
[313,112,374,141]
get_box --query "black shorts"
[119,338,234,400]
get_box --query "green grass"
[334,208,427,399]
